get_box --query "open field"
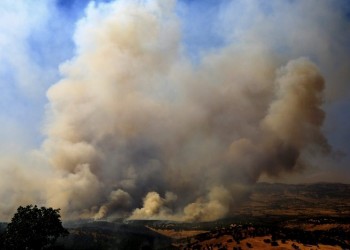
[171,218,350,250]
[147,226,208,239]
[232,183,350,217]
[175,235,343,250]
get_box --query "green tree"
[3,205,69,250]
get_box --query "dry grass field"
[175,235,343,250]
[232,183,350,217]
[147,226,208,239]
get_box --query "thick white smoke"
[39,0,330,221]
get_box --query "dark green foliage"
[3,205,69,250]
[0,229,5,249]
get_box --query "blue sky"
[0,0,350,221]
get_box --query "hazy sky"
[0,0,349,221]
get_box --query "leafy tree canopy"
[3,205,69,250]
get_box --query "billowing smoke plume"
[1,0,350,223]
[39,0,331,221]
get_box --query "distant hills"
[233,182,350,217]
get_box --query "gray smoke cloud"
[2,0,349,222]
[40,0,331,221]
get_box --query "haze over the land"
[0,0,349,222]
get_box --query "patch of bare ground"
[146,226,208,239]
[176,236,342,250]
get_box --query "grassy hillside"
[1,183,349,249]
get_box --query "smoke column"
[38,0,331,221]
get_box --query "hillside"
[1,183,349,249]
[232,182,350,217]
